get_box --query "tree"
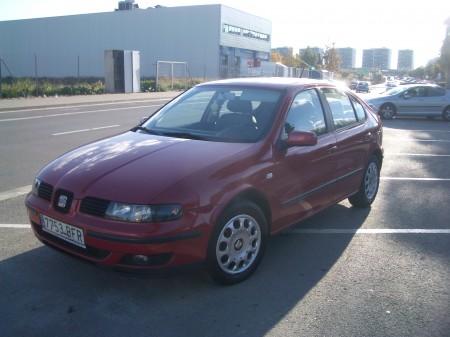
[424,58,442,80]
[440,34,450,88]
[323,44,340,73]
[271,51,283,63]
[283,54,302,68]
[409,66,425,79]
[300,47,319,68]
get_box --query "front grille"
[53,189,74,213]
[32,221,110,260]
[38,181,53,201]
[80,197,110,217]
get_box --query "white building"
[0,4,271,79]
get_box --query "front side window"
[283,89,327,138]
[404,86,427,98]
[142,86,283,143]
[321,88,358,129]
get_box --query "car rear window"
[321,88,358,129]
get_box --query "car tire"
[443,106,450,121]
[380,103,396,120]
[348,156,380,208]
[207,200,268,285]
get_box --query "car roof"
[197,77,335,90]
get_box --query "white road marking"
[381,177,450,181]
[386,153,450,157]
[289,228,450,234]
[384,129,450,133]
[0,98,172,115]
[0,104,164,122]
[0,224,31,229]
[52,124,120,136]
[0,185,31,202]
[385,138,450,143]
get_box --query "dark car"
[350,80,358,90]
[25,78,383,284]
[356,81,370,93]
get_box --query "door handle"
[327,145,338,153]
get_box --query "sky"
[1,0,449,68]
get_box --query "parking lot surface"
[0,100,449,337]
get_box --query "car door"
[271,88,338,226]
[319,87,370,200]
[424,86,448,115]
[397,86,428,115]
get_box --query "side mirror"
[286,131,318,147]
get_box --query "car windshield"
[141,86,283,143]
[384,87,405,96]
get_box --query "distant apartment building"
[446,17,450,37]
[272,47,293,59]
[362,48,392,70]
[397,49,414,71]
[336,47,356,69]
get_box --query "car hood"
[39,131,254,203]
[365,94,395,102]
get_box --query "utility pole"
[77,55,80,80]
[0,57,2,98]
[34,54,38,96]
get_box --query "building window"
[223,24,270,41]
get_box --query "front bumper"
[26,194,210,270]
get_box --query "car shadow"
[382,118,450,131]
[1,204,368,337]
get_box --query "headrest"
[297,101,315,112]
[227,100,252,114]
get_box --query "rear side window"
[350,97,366,121]
[427,86,446,97]
[283,89,327,137]
[321,88,357,128]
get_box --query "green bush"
[0,78,105,98]
[141,79,155,92]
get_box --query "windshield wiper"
[159,131,207,140]
[132,126,163,135]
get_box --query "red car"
[25,78,383,284]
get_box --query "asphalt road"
[0,100,449,337]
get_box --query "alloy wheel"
[381,105,394,119]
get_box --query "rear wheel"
[443,106,450,121]
[349,156,380,208]
[380,103,396,120]
[207,201,268,285]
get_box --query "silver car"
[365,84,450,121]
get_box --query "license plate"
[40,214,86,249]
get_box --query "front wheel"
[380,103,396,120]
[349,156,380,208]
[207,201,267,285]
[443,106,450,121]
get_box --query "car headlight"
[32,177,41,196]
[105,202,182,223]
